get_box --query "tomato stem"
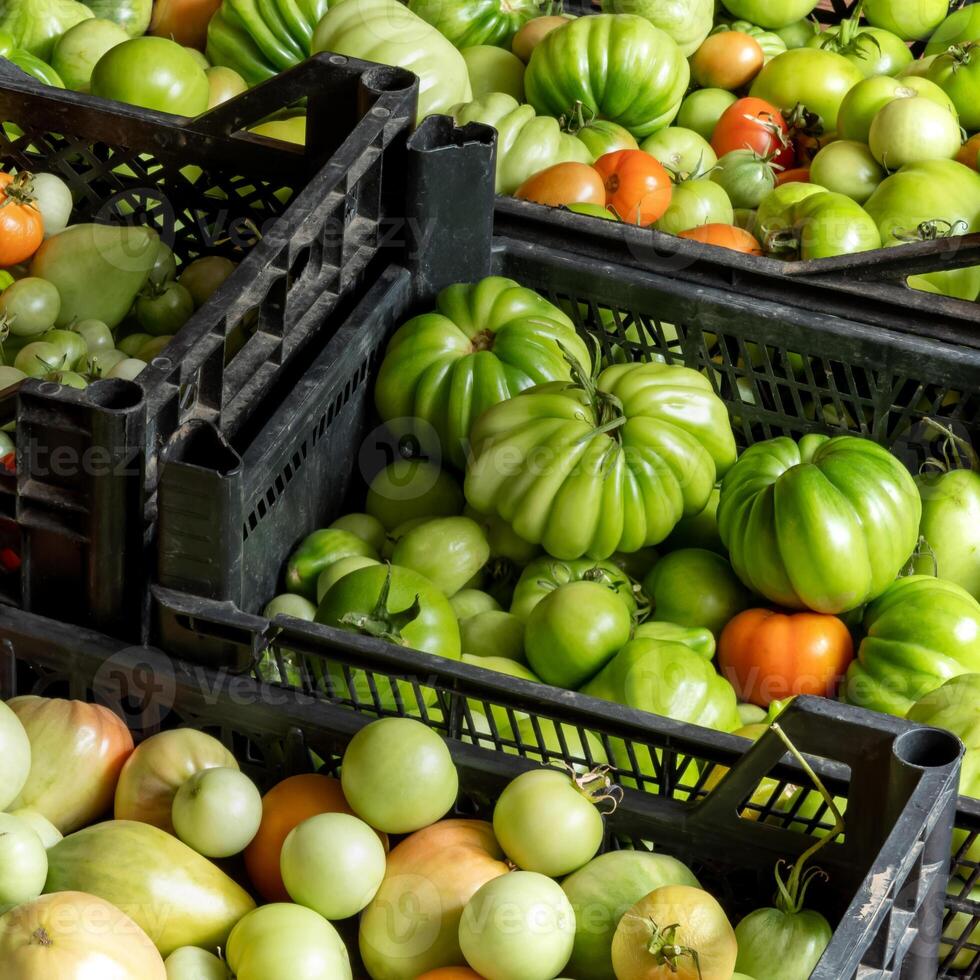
[340,563,422,645]
[918,417,979,474]
[635,917,703,979]
[569,763,624,813]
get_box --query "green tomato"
[466,362,736,561]
[582,638,742,785]
[460,610,525,662]
[510,556,638,622]
[865,0,947,40]
[836,75,955,142]
[807,25,912,78]
[408,0,541,48]
[459,872,575,980]
[869,96,961,169]
[634,619,716,660]
[38,329,88,370]
[375,277,590,470]
[641,127,717,178]
[315,555,380,603]
[566,202,618,220]
[525,14,690,138]
[525,580,633,689]
[285,528,379,599]
[14,341,67,378]
[562,851,700,980]
[0,0,92,61]
[663,485,723,554]
[719,434,921,613]
[0,701,30,811]
[165,946,227,980]
[91,36,209,116]
[751,48,865,128]
[925,6,980,56]
[135,335,172,362]
[178,256,237,309]
[643,548,747,637]
[907,674,980,869]
[914,468,980,600]
[366,460,464,530]
[226,904,351,980]
[0,812,47,913]
[51,17,128,92]
[928,43,980,133]
[654,178,734,235]
[313,0,471,121]
[391,516,490,596]
[329,512,386,553]
[452,588,501,619]
[791,191,882,259]
[845,576,980,716]
[117,332,152,357]
[0,277,60,337]
[465,505,541,564]
[810,140,885,203]
[710,150,776,211]
[315,564,461,705]
[136,281,194,337]
[462,44,525,101]
[86,0,152,37]
[734,906,832,980]
[74,319,114,353]
[340,717,458,833]
[776,18,820,49]
[280,812,386,920]
[147,241,177,289]
[206,65,248,109]
[720,0,818,30]
[461,652,540,735]
[80,347,127,378]
[574,118,639,161]
[493,768,603,877]
[675,88,738,141]
[47,369,88,389]
[599,0,714,57]
[172,767,262,858]
[4,810,58,850]
[258,593,316,685]
[452,93,592,194]
[29,172,72,239]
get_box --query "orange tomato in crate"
[678,224,764,254]
[594,149,673,225]
[0,173,43,266]
[515,162,606,208]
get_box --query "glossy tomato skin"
[868,95,961,169]
[676,88,738,140]
[526,14,690,138]
[0,174,43,266]
[928,44,980,133]
[525,580,633,688]
[710,149,778,209]
[594,149,672,224]
[836,75,955,143]
[641,126,717,177]
[465,362,737,560]
[711,97,793,168]
[914,468,980,600]
[286,528,379,599]
[510,556,637,621]
[735,907,832,980]
[678,223,763,253]
[720,0,818,30]
[809,140,885,203]
[375,277,591,470]
[655,179,734,235]
[844,576,980,716]
[691,30,764,90]
[516,161,606,208]
[792,191,882,259]
[453,93,591,194]
[751,48,864,128]
[866,0,947,41]
[807,25,912,78]
[718,434,921,613]
[391,516,490,597]
[91,36,209,115]
[409,0,540,48]
[925,6,980,56]
[719,608,854,706]
[574,118,639,160]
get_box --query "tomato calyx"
[569,763,624,813]
[892,218,970,243]
[562,346,628,445]
[31,926,53,947]
[559,100,596,136]
[637,917,704,977]
[339,564,422,646]
[0,171,39,213]
[945,41,979,69]
[470,328,496,353]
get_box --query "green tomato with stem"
[172,767,263,858]
[641,127,717,179]
[675,88,737,141]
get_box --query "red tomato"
[711,97,795,171]
[515,162,605,208]
[718,608,855,706]
[593,149,673,225]
[777,166,811,185]
[678,224,764,254]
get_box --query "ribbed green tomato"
[720,0,817,30]
[510,556,638,621]
[465,361,737,560]
[525,14,690,138]
[600,0,714,57]
[844,576,980,716]
[408,0,541,48]
[375,277,590,471]
[718,434,921,613]
[750,48,864,128]
[914,468,980,600]
[452,93,591,194]
[907,674,980,869]
[654,178,733,235]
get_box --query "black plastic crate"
[0,55,434,639]
[0,602,967,979]
[495,0,980,337]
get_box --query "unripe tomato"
[691,31,765,91]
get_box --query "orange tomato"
[957,133,980,171]
[417,970,485,980]
[594,149,672,225]
[515,162,605,208]
[718,608,855,707]
[243,773,387,902]
[776,166,811,186]
[150,0,221,49]
[678,224,764,254]
[691,32,765,91]
[0,173,43,266]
